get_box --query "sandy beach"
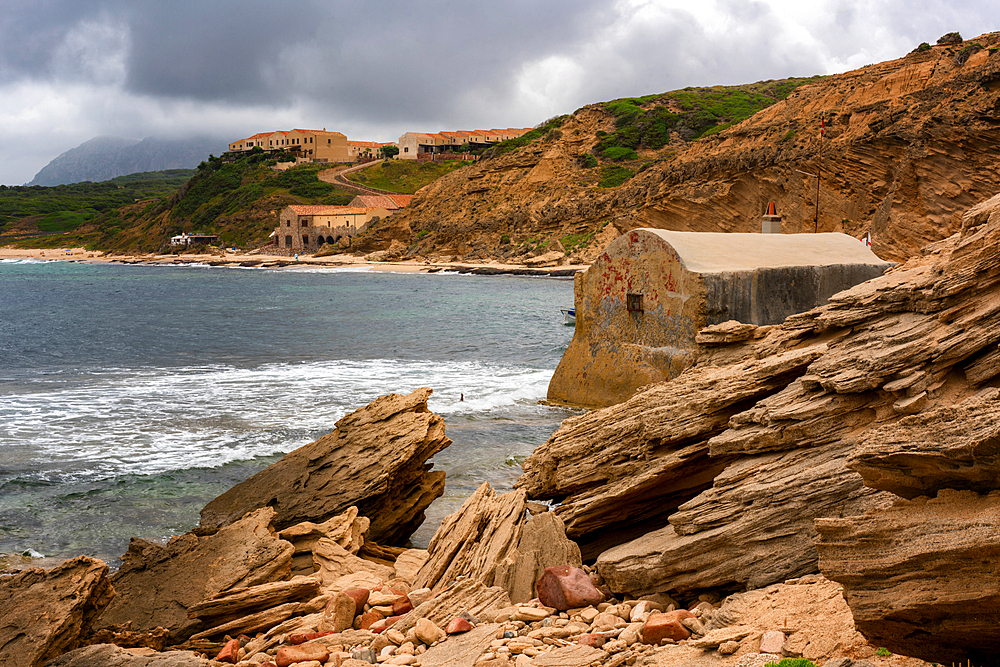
[0,245,586,275]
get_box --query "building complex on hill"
[397,128,532,160]
[228,126,532,164]
[228,129,396,164]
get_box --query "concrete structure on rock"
[548,229,893,408]
[276,205,389,252]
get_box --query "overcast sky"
[1,0,995,185]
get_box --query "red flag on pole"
[821,119,826,137]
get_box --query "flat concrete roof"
[640,229,891,273]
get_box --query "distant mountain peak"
[28,135,229,186]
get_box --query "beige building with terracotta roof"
[229,129,352,163]
[347,140,397,160]
[275,204,389,252]
[397,128,531,159]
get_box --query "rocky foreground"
[11,194,1000,666]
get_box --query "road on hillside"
[318,160,401,197]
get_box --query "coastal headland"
[12,190,1000,666]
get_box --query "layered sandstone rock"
[0,556,114,667]
[847,388,1000,498]
[45,644,211,667]
[198,388,450,544]
[816,490,1000,664]
[521,191,1000,608]
[97,508,293,641]
[517,345,824,556]
[413,483,581,603]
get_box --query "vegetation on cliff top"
[346,159,470,194]
[595,77,824,155]
[4,152,478,253]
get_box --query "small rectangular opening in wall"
[627,293,644,312]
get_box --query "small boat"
[560,309,576,325]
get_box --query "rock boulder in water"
[197,387,450,544]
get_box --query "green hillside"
[3,151,473,253]
[0,170,195,235]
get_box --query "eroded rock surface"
[197,388,450,544]
[0,556,113,667]
[413,483,581,603]
[524,191,1000,609]
[96,508,292,642]
[817,490,1000,665]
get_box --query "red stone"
[275,642,329,667]
[342,587,370,616]
[535,565,604,610]
[215,638,240,663]
[446,617,473,634]
[641,609,695,645]
[392,595,414,616]
[356,609,385,630]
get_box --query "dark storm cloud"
[2,0,999,185]
[0,1,115,81]
[119,0,612,121]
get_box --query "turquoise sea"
[0,259,577,566]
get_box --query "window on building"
[404,147,409,152]
[627,293,644,312]
[303,235,309,246]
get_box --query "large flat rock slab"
[45,644,211,667]
[848,388,1000,498]
[596,441,888,595]
[197,388,449,544]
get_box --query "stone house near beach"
[548,229,893,408]
[275,204,389,252]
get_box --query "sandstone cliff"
[517,185,1000,602]
[359,33,1000,265]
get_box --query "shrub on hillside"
[937,31,962,44]
[598,165,634,188]
[601,146,638,161]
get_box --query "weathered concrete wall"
[548,230,892,408]
[548,230,706,409]
[704,263,890,325]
